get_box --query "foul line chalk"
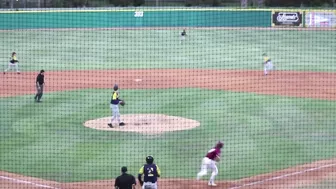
[230,163,336,189]
[0,176,59,189]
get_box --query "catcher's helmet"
[113,84,118,91]
[146,155,154,164]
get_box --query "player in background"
[197,141,224,187]
[34,70,45,102]
[4,52,20,74]
[108,84,125,128]
[263,53,274,76]
[138,155,161,189]
[180,29,187,43]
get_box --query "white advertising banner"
[305,11,336,28]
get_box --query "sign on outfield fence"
[305,11,336,28]
[272,12,303,27]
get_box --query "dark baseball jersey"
[36,73,44,85]
[181,31,186,36]
[139,164,161,183]
[115,173,136,189]
[206,148,221,160]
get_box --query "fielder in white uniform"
[4,52,20,74]
[263,53,274,76]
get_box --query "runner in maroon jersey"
[197,141,224,186]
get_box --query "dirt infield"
[1,69,336,100]
[1,69,336,188]
[1,158,335,189]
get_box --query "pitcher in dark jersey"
[197,141,224,186]
[138,156,161,189]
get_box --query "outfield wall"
[0,8,335,29]
[0,9,271,29]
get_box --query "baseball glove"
[119,100,125,106]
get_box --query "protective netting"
[0,6,336,189]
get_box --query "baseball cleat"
[108,123,113,128]
[119,122,125,126]
[208,183,217,186]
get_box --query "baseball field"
[1,20,336,188]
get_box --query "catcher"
[138,155,161,189]
[108,84,125,128]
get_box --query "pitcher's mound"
[84,114,200,135]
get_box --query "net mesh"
[0,6,336,189]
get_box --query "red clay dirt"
[1,69,336,189]
[1,69,336,100]
[0,158,335,189]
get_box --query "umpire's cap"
[40,70,45,73]
[121,166,127,173]
[146,155,154,164]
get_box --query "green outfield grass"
[0,88,335,182]
[1,29,336,72]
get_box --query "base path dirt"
[1,158,335,189]
[1,69,336,100]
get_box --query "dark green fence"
[0,10,271,29]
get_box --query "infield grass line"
[0,175,59,189]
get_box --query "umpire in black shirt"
[115,166,136,189]
[34,70,45,102]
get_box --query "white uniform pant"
[264,61,274,75]
[4,63,19,72]
[142,182,157,189]
[197,157,218,184]
[110,104,121,124]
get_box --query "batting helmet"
[146,156,154,164]
[216,141,224,149]
[113,84,118,91]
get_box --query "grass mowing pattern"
[1,29,336,71]
[0,88,335,182]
